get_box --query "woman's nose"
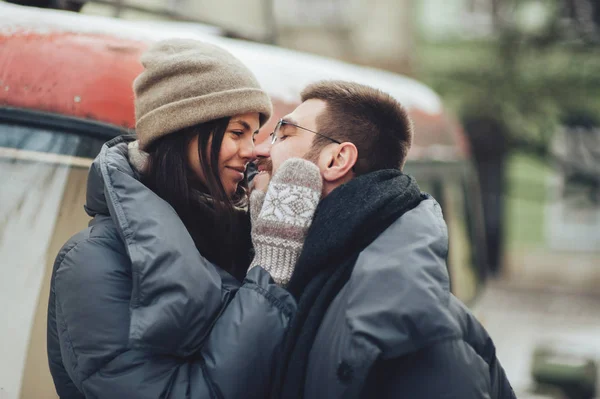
[239,136,255,159]
[253,138,271,159]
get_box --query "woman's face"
[188,112,260,197]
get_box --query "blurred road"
[474,279,600,396]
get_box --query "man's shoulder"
[355,197,449,275]
[385,196,447,241]
[335,196,456,358]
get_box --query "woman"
[46,39,322,399]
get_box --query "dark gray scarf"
[272,169,424,399]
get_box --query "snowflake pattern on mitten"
[260,184,320,228]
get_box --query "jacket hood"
[82,136,230,356]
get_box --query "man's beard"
[302,144,321,166]
[255,157,272,174]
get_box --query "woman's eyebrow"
[230,120,252,131]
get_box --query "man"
[251,80,516,399]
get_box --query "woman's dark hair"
[141,117,252,280]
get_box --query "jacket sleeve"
[52,238,296,399]
[365,339,498,399]
[83,270,294,399]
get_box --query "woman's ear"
[322,142,358,183]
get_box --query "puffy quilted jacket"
[47,136,296,398]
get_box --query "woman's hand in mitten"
[248,158,322,286]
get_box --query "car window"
[0,122,105,399]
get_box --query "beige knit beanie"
[133,39,273,150]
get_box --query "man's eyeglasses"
[270,119,341,145]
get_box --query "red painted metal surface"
[0,21,469,160]
[0,31,146,129]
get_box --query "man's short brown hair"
[301,80,413,174]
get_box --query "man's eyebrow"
[281,117,299,126]
[280,118,302,134]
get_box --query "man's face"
[256,99,327,175]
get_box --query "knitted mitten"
[249,158,322,286]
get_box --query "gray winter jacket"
[304,199,515,399]
[47,137,297,398]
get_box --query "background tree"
[418,0,600,274]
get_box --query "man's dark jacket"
[291,196,516,398]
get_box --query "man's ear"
[322,142,358,183]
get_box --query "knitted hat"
[133,39,273,150]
